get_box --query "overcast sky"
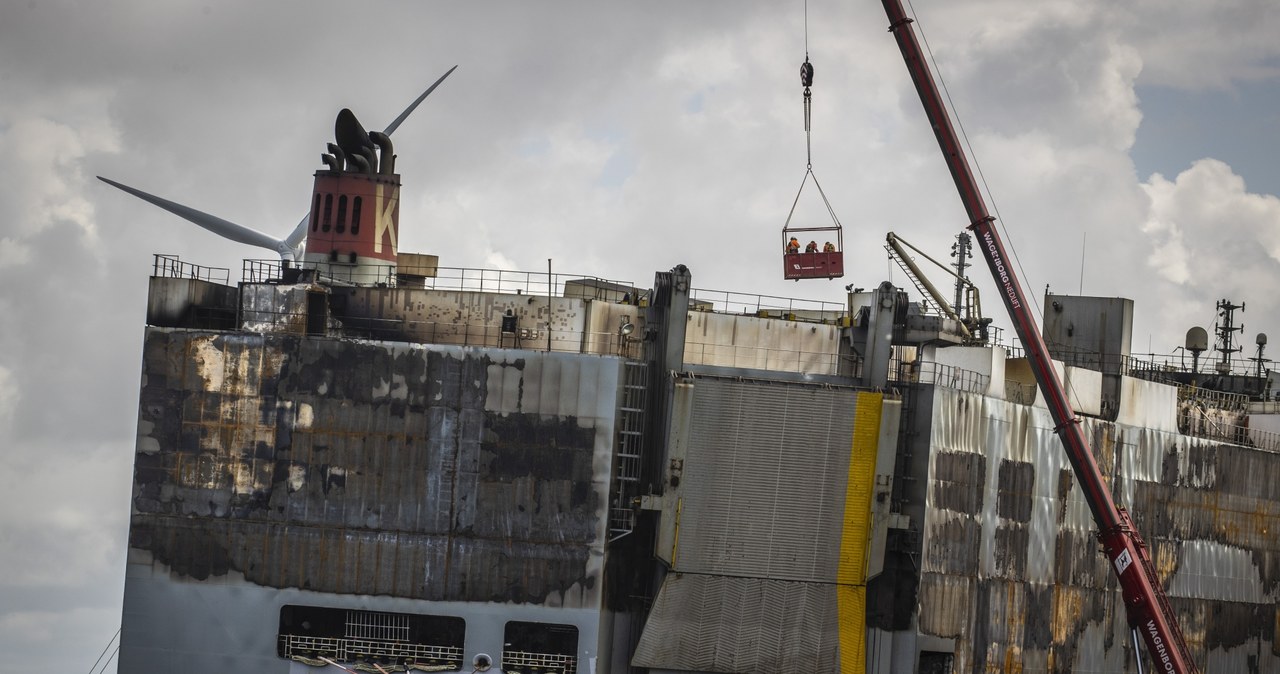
[2,1,1279,671]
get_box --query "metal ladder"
[609,360,648,541]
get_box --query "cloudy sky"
[2,1,1279,671]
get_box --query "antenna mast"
[950,231,971,320]
[1214,299,1245,373]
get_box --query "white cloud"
[0,93,120,268]
[1122,0,1280,89]
[1137,159,1280,340]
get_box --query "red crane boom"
[878,1,1199,671]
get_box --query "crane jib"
[979,228,1021,311]
[880,0,1201,670]
[1146,619,1176,672]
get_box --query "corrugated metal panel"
[631,573,840,674]
[917,384,1280,672]
[673,377,859,581]
[130,328,620,607]
[637,377,879,673]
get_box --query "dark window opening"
[351,196,362,234]
[322,194,333,233]
[278,605,465,670]
[918,651,954,674]
[349,251,358,264]
[306,292,327,336]
[336,195,348,234]
[311,194,321,232]
[502,621,578,674]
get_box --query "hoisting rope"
[783,3,842,233]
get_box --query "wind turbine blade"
[284,213,309,250]
[98,176,285,254]
[382,65,458,136]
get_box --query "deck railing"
[153,254,230,284]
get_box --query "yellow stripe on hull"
[838,391,883,673]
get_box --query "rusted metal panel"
[917,384,1280,671]
[916,572,974,639]
[321,285,599,350]
[131,328,621,607]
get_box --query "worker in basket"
[805,240,819,253]
[823,241,836,252]
[787,237,800,253]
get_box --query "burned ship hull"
[118,263,1280,673]
[125,328,622,672]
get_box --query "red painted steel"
[782,226,844,280]
[307,172,401,262]
[783,251,845,280]
[879,1,1199,671]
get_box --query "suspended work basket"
[782,169,844,281]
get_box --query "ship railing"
[1045,347,1168,380]
[688,287,847,321]
[1177,405,1280,453]
[242,259,282,283]
[985,325,1009,348]
[243,259,400,286]
[426,267,637,301]
[501,650,578,674]
[1046,341,1271,380]
[903,361,991,394]
[153,254,230,284]
[278,634,463,670]
[1123,353,1217,385]
[241,260,868,321]
[1177,385,1250,411]
[681,338,861,376]
[240,260,638,300]
[1248,426,1280,453]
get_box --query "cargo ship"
[104,11,1280,674]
